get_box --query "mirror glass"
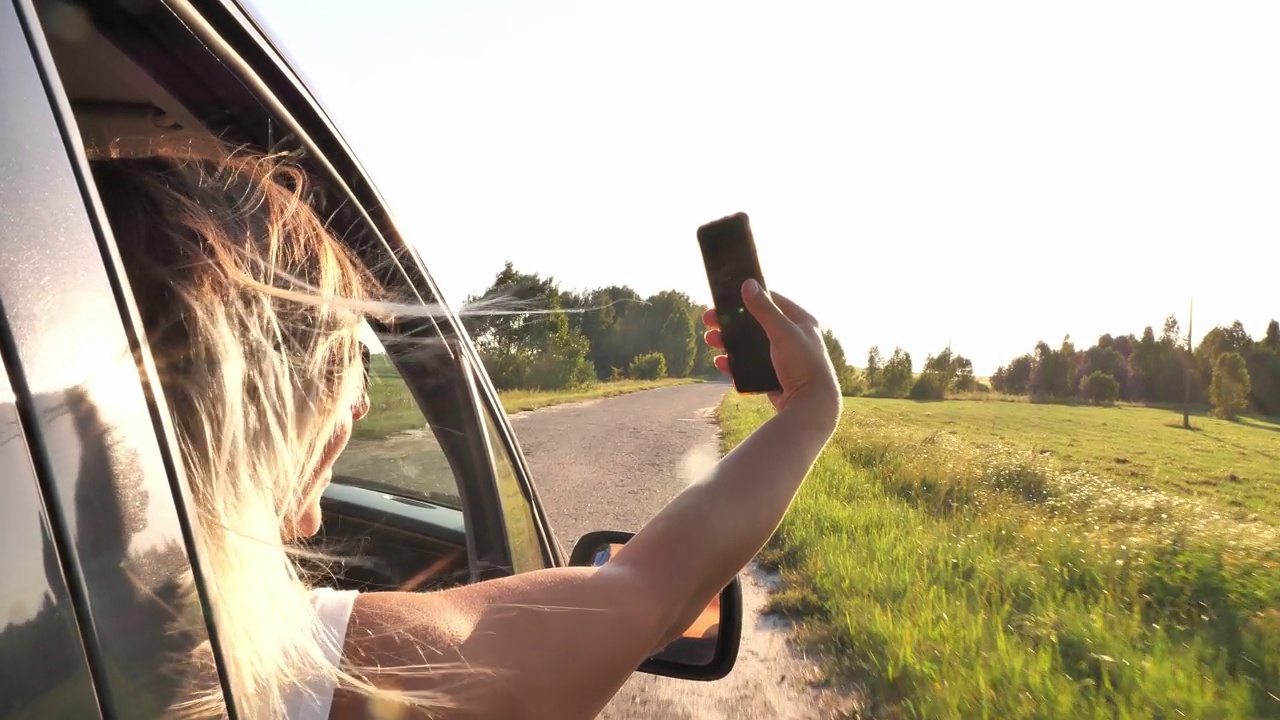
[588,542,721,666]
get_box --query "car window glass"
[475,387,547,573]
[333,327,463,509]
[0,353,102,719]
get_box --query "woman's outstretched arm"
[332,282,840,720]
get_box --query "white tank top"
[283,587,361,720]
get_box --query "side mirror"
[569,530,742,681]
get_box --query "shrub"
[628,352,668,380]
[1210,351,1251,420]
[909,372,948,400]
[836,365,864,397]
[520,352,592,390]
[1080,370,1120,406]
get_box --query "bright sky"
[248,0,1277,374]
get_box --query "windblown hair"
[90,146,437,718]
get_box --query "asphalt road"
[512,381,730,551]
[510,380,851,720]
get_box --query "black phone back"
[696,212,783,394]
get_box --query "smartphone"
[696,212,783,394]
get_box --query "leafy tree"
[564,284,644,378]
[1081,371,1120,406]
[464,261,564,354]
[524,314,596,390]
[992,354,1032,395]
[1264,319,1280,351]
[563,287,622,379]
[881,347,913,396]
[1140,326,1157,347]
[1083,345,1123,378]
[823,330,849,369]
[1223,320,1254,352]
[909,372,947,400]
[646,290,698,377]
[690,306,717,377]
[822,330,862,396]
[1244,346,1280,416]
[1210,351,1251,420]
[585,288,700,379]
[865,346,883,389]
[1111,334,1136,358]
[1030,338,1074,399]
[464,262,595,390]
[1128,321,1194,402]
[1161,315,1181,346]
[919,346,974,393]
[628,352,667,380]
[1191,320,1280,414]
[1077,345,1135,400]
[1197,322,1253,371]
[923,348,957,389]
[502,272,710,385]
[954,356,976,392]
[658,307,696,377]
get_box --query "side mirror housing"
[568,530,742,681]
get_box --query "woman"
[91,146,840,720]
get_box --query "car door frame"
[60,0,564,572]
[6,0,564,714]
[4,0,234,713]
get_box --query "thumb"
[741,279,793,338]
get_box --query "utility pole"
[1183,298,1194,429]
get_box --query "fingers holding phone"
[696,211,838,414]
[702,283,838,414]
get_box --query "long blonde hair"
[91,146,437,718]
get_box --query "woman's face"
[288,345,371,539]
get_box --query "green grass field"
[719,396,1280,719]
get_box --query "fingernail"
[744,279,761,296]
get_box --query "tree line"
[989,316,1280,419]
[461,262,721,390]
[792,315,1278,420]
[462,263,872,395]
[823,342,979,401]
[462,264,1277,420]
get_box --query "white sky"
[249,0,1278,374]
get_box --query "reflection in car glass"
[333,350,463,509]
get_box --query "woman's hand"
[703,280,840,418]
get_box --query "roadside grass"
[499,378,700,414]
[718,395,1280,719]
[355,353,699,440]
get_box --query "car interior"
[34,0,496,593]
